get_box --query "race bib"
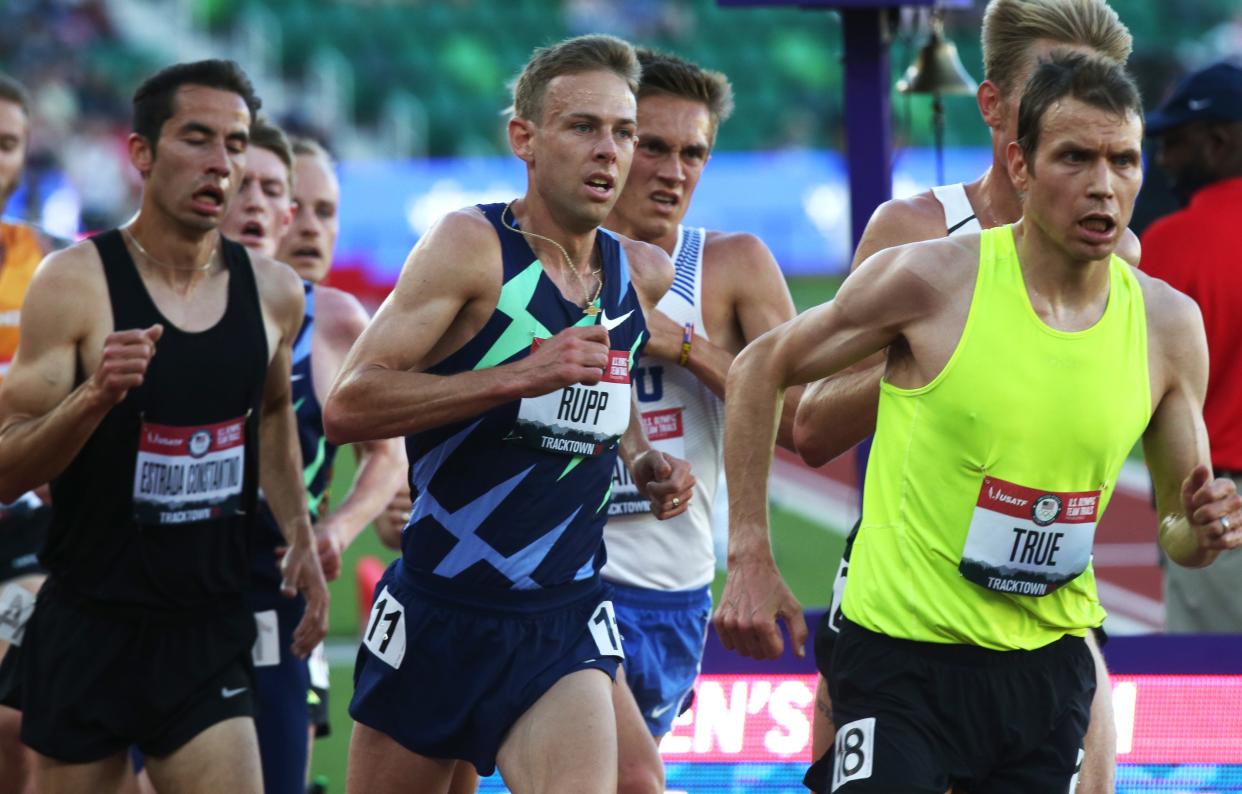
[133,417,246,525]
[608,407,686,517]
[959,476,1100,597]
[587,600,625,660]
[827,554,849,635]
[508,342,632,457]
[308,642,330,690]
[252,609,279,667]
[362,585,406,670]
[831,717,876,791]
[0,584,36,647]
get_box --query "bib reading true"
[609,407,685,516]
[133,417,246,525]
[508,342,632,457]
[959,476,1099,597]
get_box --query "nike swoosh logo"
[1188,98,1211,111]
[600,309,633,331]
[291,373,305,382]
[650,702,676,719]
[221,686,248,699]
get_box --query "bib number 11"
[363,586,406,669]
[588,601,625,660]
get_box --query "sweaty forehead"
[294,156,339,202]
[247,146,289,181]
[541,71,636,121]
[1039,98,1142,148]
[169,84,251,128]
[637,94,712,145]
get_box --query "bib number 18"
[831,717,875,791]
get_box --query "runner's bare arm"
[715,243,947,660]
[618,239,694,519]
[0,246,160,501]
[253,255,327,654]
[312,288,404,568]
[621,235,674,318]
[325,209,610,444]
[793,195,947,466]
[1141,278,1242,567]
[620,390,694,521]
[641,233,803,450]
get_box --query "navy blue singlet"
[401,202,647,594]
[253,282,339,586]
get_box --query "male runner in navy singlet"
[326,34,693,794]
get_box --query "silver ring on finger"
[1221,515,1232,532]
[672,497,681,508]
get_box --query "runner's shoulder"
[617,234,674,304]
[864,192,951,246]
[1135,267,1202,341]
[247,249,305,322]
[702,229,783,288]
[397,207,502,299]
[313,284,369,343]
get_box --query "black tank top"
[43,229,268,612]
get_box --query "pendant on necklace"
[584,304,600,317]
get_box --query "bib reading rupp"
[398,203,647,593]
[42,230,267,610]
[604,226,722,591]
[844,225,1151,650]
[507,338,632,457]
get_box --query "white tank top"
[931,183,983,236]
[603,226,722,590]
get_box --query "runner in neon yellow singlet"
[717,53,1242,793]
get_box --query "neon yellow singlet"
[843,225,1151,650]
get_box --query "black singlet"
[42,229,268,612]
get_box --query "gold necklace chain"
[123,225,217,273]
[502,200,602,316]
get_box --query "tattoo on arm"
[817,697,832,720]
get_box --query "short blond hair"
[982,0,1132,95]
[511,34,640,123]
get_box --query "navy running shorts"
[349,560,623,776]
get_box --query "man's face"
[521,69,637,233]
[276,154,340,283]
[608,93,712,245]
[220,145,292,256]
[1013,97,1144,263]
[1156,122,1216,205]
[138,85,250,233]
[0,99,28,207]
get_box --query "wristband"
[679,322,694,367]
